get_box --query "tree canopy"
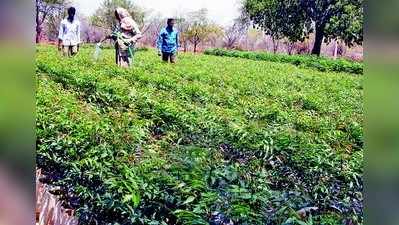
[243,0,363,55]
[184,9,222,53]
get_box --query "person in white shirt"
[58,7,80,56]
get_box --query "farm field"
[204,49,363,75]
[36,45,363,225]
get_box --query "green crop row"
[204,48,363,75]
[36,46,364,225]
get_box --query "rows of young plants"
[204,48,363,75]
[81,43,150,51]
[36,45,363,225]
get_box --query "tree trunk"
[194,42,198,53]
[311,23,326,56]
[273,42,278,53]
[272,38,279,53]
[286,42,295,55]
[288,44,294,55]
[36,27,42,43]
[36,1,41,43]
[333,39,338,60]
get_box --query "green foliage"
[243,0,310,42]
[36,46,363,225]
[324,3,364,47]
[243,0,363,55]
[183,9,223,52]
[204,48,363,74]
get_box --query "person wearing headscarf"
[98,7,143,68]
[58,7,81,56]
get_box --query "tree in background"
[91,0,146,31]
[79,16,108,43]
[244,0,309,53]
[324,2,363,48]
[185,9,222,53]
[300,0,363,55]
[284,38,296,55]
[138,12,211,52]
[244,28,263,51]
[45,7,66,41]
[140,13,164,47]
[46,9,91,42]
[223,18,248,49]
[36,0,70,43]
[207,31,224,48]
[175,17,191,52]
[243,0,363,56]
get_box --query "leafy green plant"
[204,48,363,74]
[36,46,363,225]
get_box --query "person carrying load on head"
[58,7,81,57]
[157,18,179,63]
[98,7,142,68]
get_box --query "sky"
[73,0,242,25]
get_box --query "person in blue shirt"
[157,18,179,63]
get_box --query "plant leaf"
[182,196,195,205]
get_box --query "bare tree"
[36,0,69,43]
[79,15,93,43]
[84,26,106,43]
[45,9,64,41]
[271,37,279,53]
[222,14,249,49]
[284,39,296,55]
[140,14,164,47]
[296,39,311,55]
[223,22,246,49]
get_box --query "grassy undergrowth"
[204,48,363,75]
[36,45,363,225]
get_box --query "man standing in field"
[157,18,179,63]
[58,7,81,57]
